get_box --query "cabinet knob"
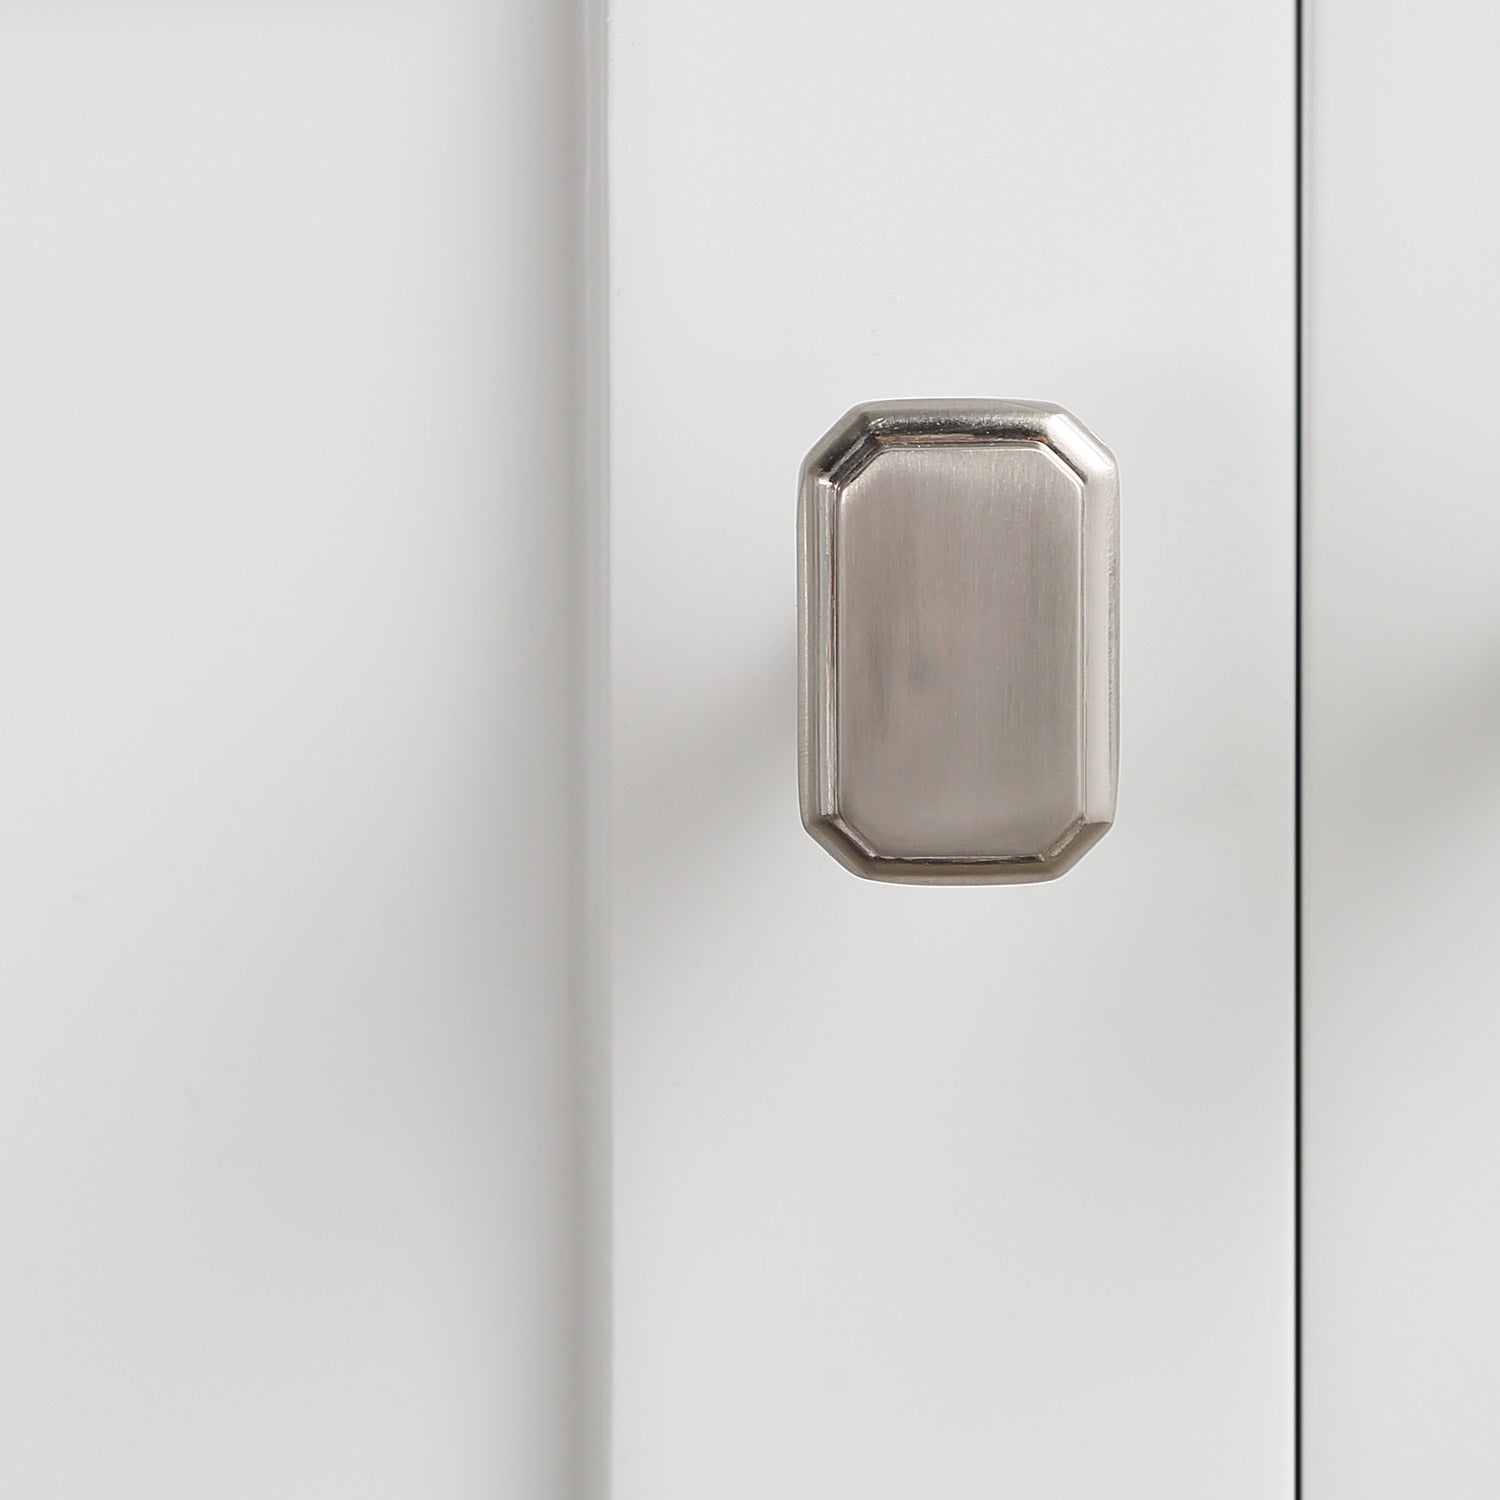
[798,399,1119,884]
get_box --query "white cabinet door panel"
[1305,1,1500,1493]
[610,3,1296,1495]
[0,6,600,1496]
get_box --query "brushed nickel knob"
[797,400,1119,884]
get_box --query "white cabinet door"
[0,5,603,1496]
[35,1,1489,1494]
[609,2,1296,1496]
[1305,1,1500,1493]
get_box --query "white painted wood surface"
[1305,2,1500,1493]
[0,5,600,1495]
[609,2,1296,1494]
[0,0,1373,1490]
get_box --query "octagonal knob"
[797,399,1119,884]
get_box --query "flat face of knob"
[798,400,1119,884]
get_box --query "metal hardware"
[797,400,1119,884]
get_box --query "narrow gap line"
[1294,0,1305,1495]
